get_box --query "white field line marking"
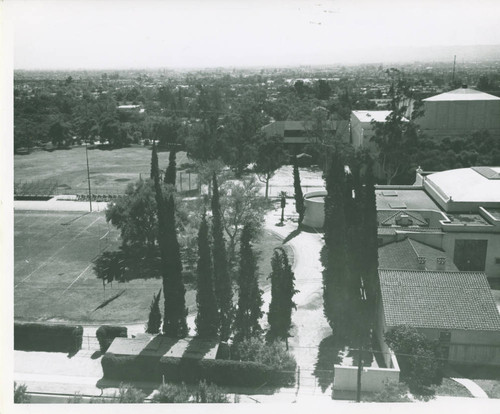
[99,230,110,240]
[17,212,68,232]
[15,216,102,288]
[60,263,94,296]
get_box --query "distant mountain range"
[342,44,500,65]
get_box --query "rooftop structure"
[351,110,392,123]
[379,269,500,331]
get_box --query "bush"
[14,322,83,354]
[14,382,30,404]
[67,384,145,403]
[151,383,191,403]
[151,381,230,403]
[96,325,128,353]
[231,338,297,386]
[369,380,411,402]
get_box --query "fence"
[14,171,200,200]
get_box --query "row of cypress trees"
[148,146,297,343]
[321,151,379,348]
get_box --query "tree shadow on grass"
[91,351,102,359]
[93,247,163,284]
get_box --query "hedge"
[14,322,83,354]
[96,325,128,353]
[101,353,294,387]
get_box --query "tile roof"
[378,238,458,271]
[379,269,500,331]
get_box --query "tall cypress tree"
[293,156,305,226]
[146,289,162,334]
[211,172,233,341]
[268,247,297,341]
[151,143,187,338]
[321,151,351,341]
[360,164,380,314]
[195,213,219,338]
[164,150,177,186]
[163,193,188,337]
[234,224,263,342]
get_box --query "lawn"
[14,146,197,195]
[14,210,289,324]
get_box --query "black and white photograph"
[2,0,500,412]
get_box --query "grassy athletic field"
[14,146,196,195]
[14,209,289,324]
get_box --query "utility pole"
[452,55,457,88]
[85,141,93,212]
[356,347,363,402]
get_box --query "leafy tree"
[254,133,288,199]
[219,176,268,263]
[194,380,230,403]
[234,224,263,342]
[267,247,297,342]
[195,213,219,338]
[292,156,305,225]
[48,119,70,148]
[211,173,232,341]
[106,179,157,250]
[146,289,162,334]
[371,69,423,184]
[14,382,30,403]
[384,325,441,397]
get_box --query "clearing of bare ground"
[14,209,291,324]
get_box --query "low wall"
[333,351,400,393]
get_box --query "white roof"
[426,167,500,203]
[351,110,392,123]
[424,88,500,102]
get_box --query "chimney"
[417,256,426,270]
[436,257,446,271]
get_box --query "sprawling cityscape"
[3,0,500,411]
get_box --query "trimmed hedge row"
[14,322,83,353]
[101,353,295,387]
[96,325,128,353]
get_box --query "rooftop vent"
[396,214,413,227]
[437,257,446,270]
[417,256,426,270]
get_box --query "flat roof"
[426,167,500,203]
[107,335,219,360]
[424,88,500,102]
[376,188,441,211]
[351,110,391,123]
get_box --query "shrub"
[194,380,229,403]
[14,322,83,354]
[231,338,296,386]
[67,384,145,403]
[14,382,30,404]
[369,380,411,402]
[151,383,191,403]
[151,381,230,403]
[96,325,128,353]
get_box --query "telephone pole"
[85,142,93,212]
[356,347,363,402]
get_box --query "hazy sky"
[6,0,500,69]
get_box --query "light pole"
[85,141,92,212]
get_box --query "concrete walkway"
[263,201,333,397]
[444,367,489,398]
